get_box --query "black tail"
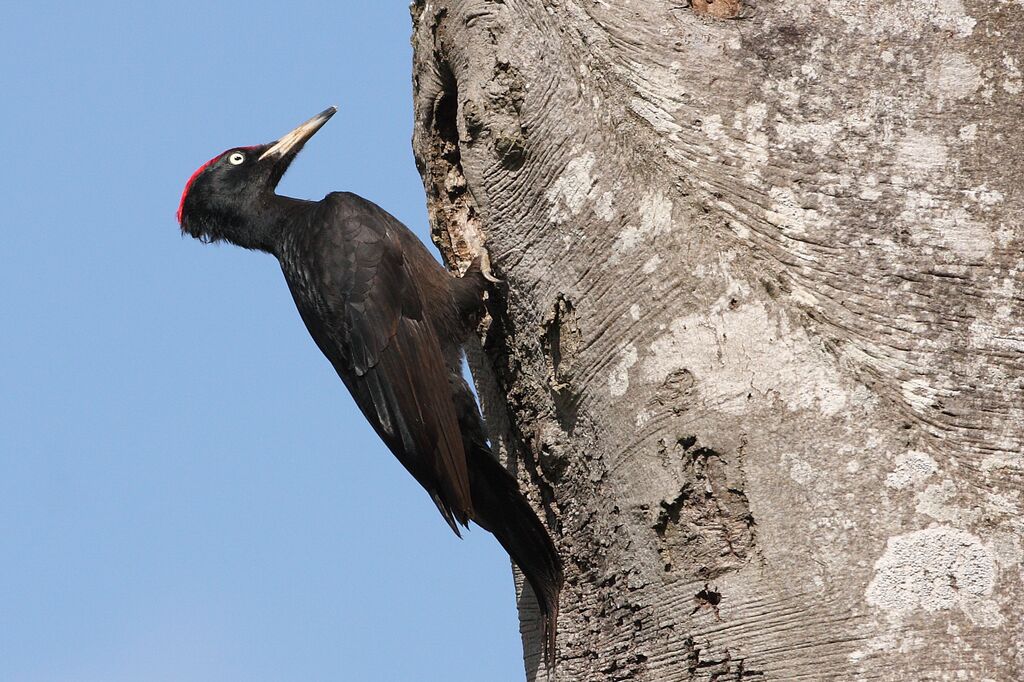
[468,447,563,668]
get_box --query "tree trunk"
[409,1,1023,679]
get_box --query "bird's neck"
[228,194,312,255]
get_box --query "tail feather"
[468,447,563,668]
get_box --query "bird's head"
[177,106,337,250]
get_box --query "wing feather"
[288,194,473,528]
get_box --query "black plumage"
[177,107,562,662]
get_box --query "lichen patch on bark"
[866,527,999,623]
[884,451,939,490]
[641,301,851,417]
[546,153,598,222]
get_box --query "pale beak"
[259,106,338,161]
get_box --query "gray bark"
[409,1,1023,679]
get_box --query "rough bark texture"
[409,1,1023,679]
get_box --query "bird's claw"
[470,250,503,284]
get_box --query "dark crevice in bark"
[542,294,583,434]
[653,441,756,580]
[687,638,767,680]
[415,34,484,273]
[692,585,723,618]
[431,56,461,170]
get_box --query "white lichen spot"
[916,479,980,525]
[608,343,638,397]
[834,0,975,38]
[981,453,1023,473]
[969,297,1024,351]
[610,191,673,261]
[742,131,770,178]
[885,451,938,489]
[900,189,995,258]
[847,460,862,474]
[858,174,883,201]
[848,631,901,663]
[963,597,1006,627]
[775,120,843,155]
[995,222,1019,245]
[986,490,1022,522]
[958,123,978,142]
[734,105,772,178]
[702,114,725,142]
[896,130,948,178]
[927,53,982,104]
[743,102,767,130]
[937,210,995,259]
[767,76,801,110]
[967,184,1005,207]
[641,301,850,416]
[710,266,752,314]
[1003,53,1023,94]
[766,187,831,241]
[634,408,651,429]
[767,187,807,235]
[866,527,997,620]
[933,0,978,37]
[629,304,641,321]
[991,530,1023,569]
[595,191,616,221]
[641,255,662,274]
[782,452,817,486]
[546,152,596,221]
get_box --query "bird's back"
[277,191,476,531]
[277,191,562,661]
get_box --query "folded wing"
[290,194,473,532]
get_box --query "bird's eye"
[227,152,245,165]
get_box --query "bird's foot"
[468,250,503,284]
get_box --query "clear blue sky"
[0,3,524,680]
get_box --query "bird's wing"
[295,193,473,532]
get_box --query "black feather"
[178,116,563,668]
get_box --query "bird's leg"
[451,247,505,324]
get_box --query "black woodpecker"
[177,107,562,662]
